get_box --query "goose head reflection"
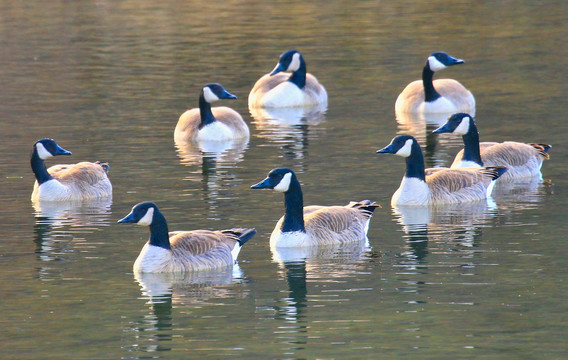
[249,104,327,164]
[174,138,249,217]
[33,198,112,263]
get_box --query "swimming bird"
[377,135,507,206]
[250,168,380,247]
[174,83,249,142]
[30,138,112,202]
[118,202,256,273]
[248,50,328,108]
[395,52,475,114]
[432,113,551,180]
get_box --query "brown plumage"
[396,79,475,113]
[426,166,504,204]
[174,107,249,142]
[143,229,250,273]
[452,142,550,179]
[272,201,380,246]
[31,161,112,202]
[248,73,327,108]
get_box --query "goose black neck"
[30,149,53,185]
[461,121,483,166]
[198,93,216,129]
[148,210,171,250]
[405,141,426,181]
[287,57,307,89]
[422,64,441,102]
[281,179,306,233]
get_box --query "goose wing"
[481,141,549,166]
[49,162,109,186]
[304,206,369,241]
[169,230,237,256]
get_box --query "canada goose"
[433,113,551,180]
[118,202,256,273]
[377,135,507,206]
[248,50,328,108]
[30,138,112,202]
[250,168,380,247]
[174,83,249,142]
[395,52,475,114]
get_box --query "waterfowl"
[118,202,256,273]
[395,52,475,114]
[174,83,249,142]
[377,135,507,206]
[433,113,551,180]
[250,168,380,247]
[248,50,328,108]
[30,138,112,202]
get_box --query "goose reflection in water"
[393,200,497,263]
[263,239,375,355]
[32,198,112,265]
[174,137,248,219]
[249,104,327,164]
[126,266,247,355]
[396,110,473,169]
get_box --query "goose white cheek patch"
[288,53,301,72]
[428,56,447,72]
[454,117,471,135]
[137,207,154,226]
[395,139,414,157]
[36,143,53,160]
[274,172,292,192]
[203,86,220,103]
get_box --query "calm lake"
[1,0,567,359]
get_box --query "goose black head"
[34,138,72,160]
[202,83,238,103]
[427,52,465,72]
[433,113,474,135]
[270,50,304,76]
[251,167,298,193]
[118,202,159,226]
[376,135,418,158]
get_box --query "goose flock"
[30,50,551,273]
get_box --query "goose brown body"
[396,79,475,113]
[134,228,253,273]
[174,107,249,142]
[32,161,112,202]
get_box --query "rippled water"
[1,1,567,359]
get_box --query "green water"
[1,1,567,359]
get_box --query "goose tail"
[96,161,110,173]
[222,228,257,246]
[484,166,508,181]
[530,143,552,159]
[348,200,381,217]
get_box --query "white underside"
[452,159,482,168]
[418,97,459,114]
[197,121,235,141]
[391,176,431,206]
[133,243,172,273]
[34,180,73,201]
[230,243,241,263]
[262,82,318,108]
[270,229,310,248]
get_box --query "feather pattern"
[174,107,249,141]
[134,229,252,273]
[32,152,112,202]
[396,79,475,113]
[377,135,506,206]
[119,202,255,273]
[270,201,379,247]
[251,168,379,248]
[452,142,549,179]
[433,113,551,180]
[248,73,327,108]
